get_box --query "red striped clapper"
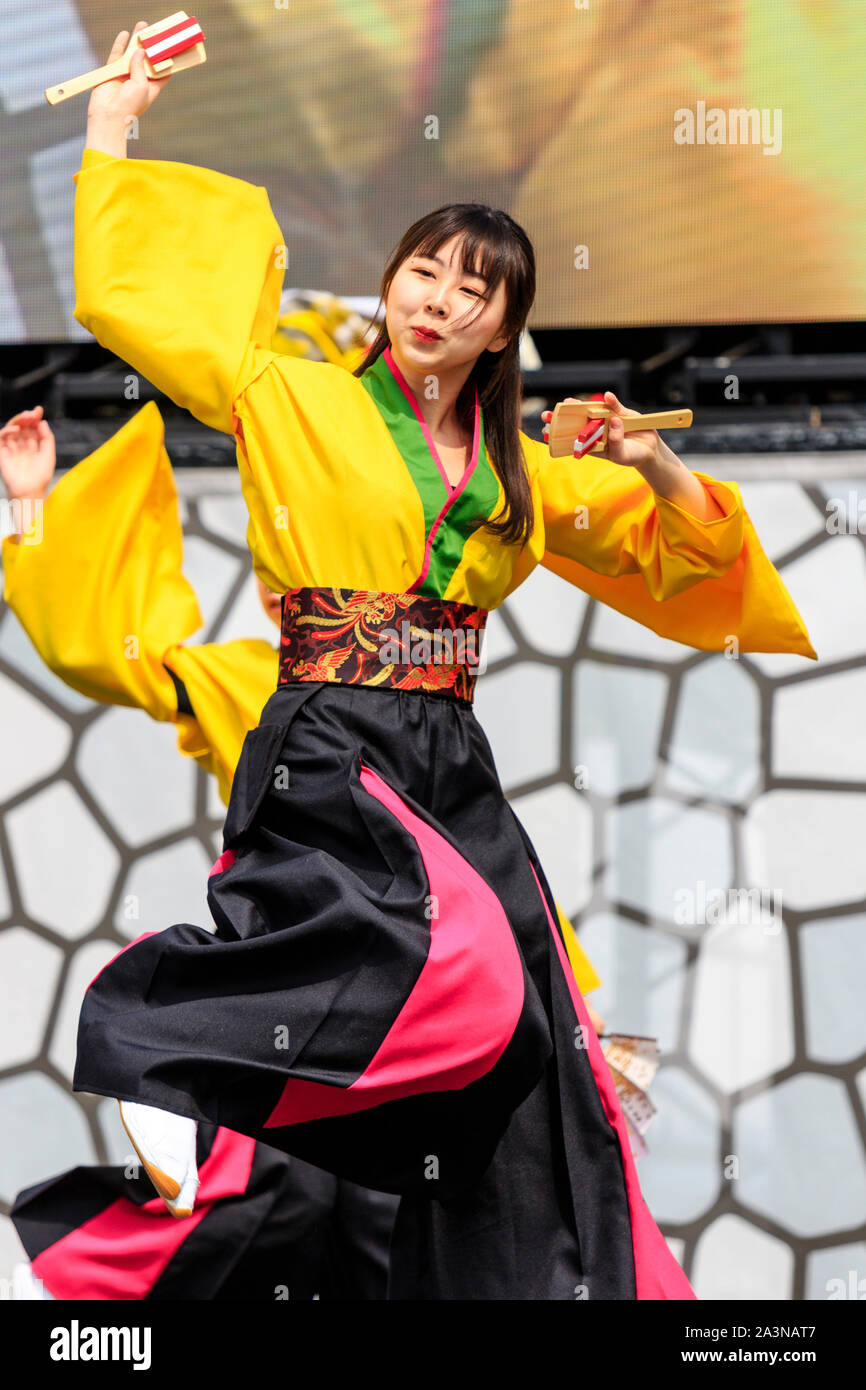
[45,12,206,105]
[574,392,608,460]
[546,398,693,458]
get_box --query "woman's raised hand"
[87,23,173,124]
[0,405,56,502]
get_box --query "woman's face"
[256,575,282,627]
[385,232,511,376]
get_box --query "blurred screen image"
[1,0,864,341]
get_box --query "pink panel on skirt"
[209,848,236,878]
[263,760,526,1126]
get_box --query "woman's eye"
[414,267,481,296]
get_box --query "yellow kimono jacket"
[69,148,815,661]
[0,402,600,992]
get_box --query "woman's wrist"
[637,439,683,494]
[3,492,45,543]
[6,490,47,514]
[642,448,728,521]
[85,115,128,160]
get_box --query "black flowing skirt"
[73,680,694,1300]
[11,1128,398,1301]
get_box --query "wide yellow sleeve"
[523,434,816,659]
[554,898,602,993]
[1,401,203,718]
[164,639,279,806]
[72,149,285,435]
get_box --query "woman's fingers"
[604,389,637,419]
[542,394,631,449]
[108,21,148,64]
[4,408,43,429]
[1,414,47,439]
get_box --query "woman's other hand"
[0,405,56,502]
[87,23,173,125]
[542,391,665,473]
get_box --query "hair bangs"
[408,213,512,309]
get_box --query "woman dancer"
[70,27,814,1301]
[1,398,603,1297]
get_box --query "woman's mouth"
[412,326,441,342]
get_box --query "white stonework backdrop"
[2,459,866,1301]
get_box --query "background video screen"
[1,0,864,341]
